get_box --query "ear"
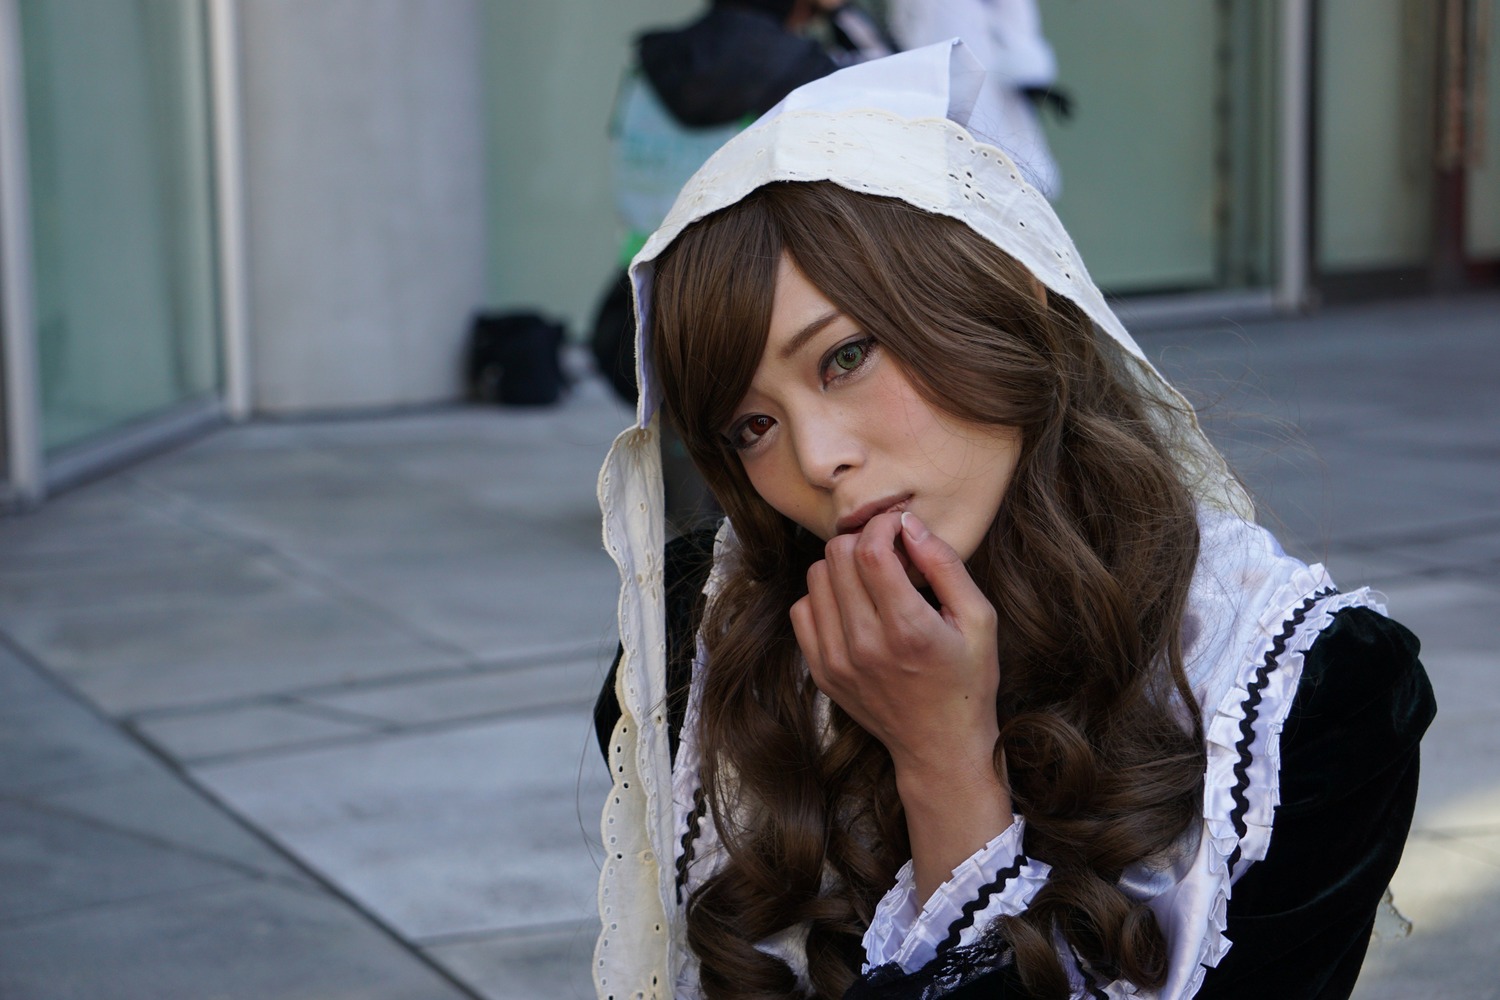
[1026,273,1049,309]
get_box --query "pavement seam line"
[0,625,488,1000]
[180,696,599,769]
[0,792,315,889]
[416,917,601,949]
[120,473,483,664]
[122,640,610,722]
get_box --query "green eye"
[833,341,866,372]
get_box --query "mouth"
[835,494,914,536]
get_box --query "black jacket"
[638,5,840,127]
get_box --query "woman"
[593,43,1434,1000]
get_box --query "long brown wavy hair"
[649,181,1205,999]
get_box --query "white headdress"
[594,41,1258,999]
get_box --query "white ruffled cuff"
[862,818,1050,973]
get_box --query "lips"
[835,494,913,535]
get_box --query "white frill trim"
[1155,573,1385,1000]
[862,819,1048,974]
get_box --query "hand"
[790,512,1001,780]
[793,511,1013,901]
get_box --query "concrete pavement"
[0,292,1496,998]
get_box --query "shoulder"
[1296,605,1425,710]
[1160,512,1438,996]
[1277,606,1436,810]
[1192,606,1435,998]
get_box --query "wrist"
[894,745,1010,812]
[896,754,1015,904]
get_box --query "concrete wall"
[483,0,696,336]
[239,0,487,412]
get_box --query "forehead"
[760,256,844,363]
[771,255,834,322]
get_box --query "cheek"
[975,433,1022,502]
[743,453,827,539]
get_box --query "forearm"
[896,749,1014,904]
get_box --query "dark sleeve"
[845,939,1027,1000]
[593,525,720,766]
[844,606,1437,1000]
[1194,605,1436,999]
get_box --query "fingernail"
[901,511,929,541]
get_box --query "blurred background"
[0,1,1495,999]
[0,0,1495,490]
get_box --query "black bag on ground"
[467,311,567,406]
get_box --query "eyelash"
[723,336,878,453]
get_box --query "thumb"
[900,512,988,620]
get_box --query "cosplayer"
[593,43,1434,1000]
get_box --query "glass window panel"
[1467,0,1500,258]
[1316,0,1435,271]
[1041,1,1276,294]
[20,0,219,454]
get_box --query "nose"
[790,406,861,490]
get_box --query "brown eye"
[729,414,775,451]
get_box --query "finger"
[821,532,883,644]
[894,535,928,590]
[846,512,936,619]
[789,594,822,671]
[803,559,851,674]
[900,512,992,624]
[835,515,955,664]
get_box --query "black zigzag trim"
[675,785,708,903]
[934,855,1027,958]
[1225,587,1337,872]
[1068,941,1110,1000]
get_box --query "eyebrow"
[777,309,843,361]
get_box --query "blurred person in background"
[593,0,892,409]
[594,0,892,526]
[886,0,1069,198]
